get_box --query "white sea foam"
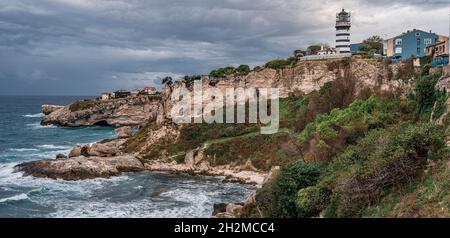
[23,113,44,118]
[0,163,18,178]
[8,148,39,152]
[36,144,71,150]
[0,193,29,203]
[26,122,57,129]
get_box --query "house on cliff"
[383,29,446,62]
[426,35,449,68]
[143,87,157,95]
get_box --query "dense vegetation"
[209,65,251,78]
[239,64,449,218]
[124,58,449,217]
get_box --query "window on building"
[415,32,421,37]
[395,39,402,45]
[395,47,402,54]
[424,38,432,46]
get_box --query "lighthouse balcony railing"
[335,21,351,27]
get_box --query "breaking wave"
[23,113,44,118]
[0,193,29,203]
[26,122,57,129]
[36,144,71,150]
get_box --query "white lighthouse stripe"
[336,29,350,34]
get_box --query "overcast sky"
[0,0,449,96]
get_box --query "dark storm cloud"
[0,0,448,95]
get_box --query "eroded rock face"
[158,60,409,124]
[69,146,82,158]
[42,105,64,115]
[115,126,132,139]
[16,155,144,180]
[86,139,126,157]
[41,96,162,127]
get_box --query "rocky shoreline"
[15,126,269,186]
[14,124,270,217]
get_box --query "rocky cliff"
[40,59,408,128]
[41,95,162,127]
[157,59,409,123]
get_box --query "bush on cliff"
[265,59,293,69]
[411,70,445,121]
[235,65,251,75]
[204,132,301,171]
[297,97,413,162]
[255,161,322,217]
[316,122,446,217]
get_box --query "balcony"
[336,21,351,27]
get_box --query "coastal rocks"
[55,154,67,159]
[144,160,268,186]
[41,96,162,127]
[86,139,126,157]
[115,126,132,139]
[127,124,180,155]
[16,155,144,180]
[69,138,127,158]
[42,104,64,115]
[69,146,82,158]
[212,203,244,218]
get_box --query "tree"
[236,64,251,75]
[307,45,322,55]
[293,49,306,58]
[162,76,173,86]
[265,59,291,69]
[209,66,236,78]
[360,35,383,55]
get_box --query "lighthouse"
[335,9,351,54]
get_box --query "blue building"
[384,29,442,62]
[350,43,362,53]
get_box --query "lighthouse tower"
[335,9,351,54]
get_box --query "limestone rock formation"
[115,126,133,139]
[42,104,64,115]
[41,96,162,127]
[16,155,144,180]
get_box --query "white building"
[100,92,112,100]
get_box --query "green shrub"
[182,75,202,87]
[265,59,292,69]
[320,122,446,217]
[297,97,404,161]
[296,186,331,217]
[432,89,448,121]
[209,66,237,78]
[204,132,301,171]
[235,64,251,75]
[413,71,443,120]
[266,162,322,217]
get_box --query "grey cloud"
[0,0,448,95]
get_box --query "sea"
[0,96,254,218]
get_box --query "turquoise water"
[0,96,254,218]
